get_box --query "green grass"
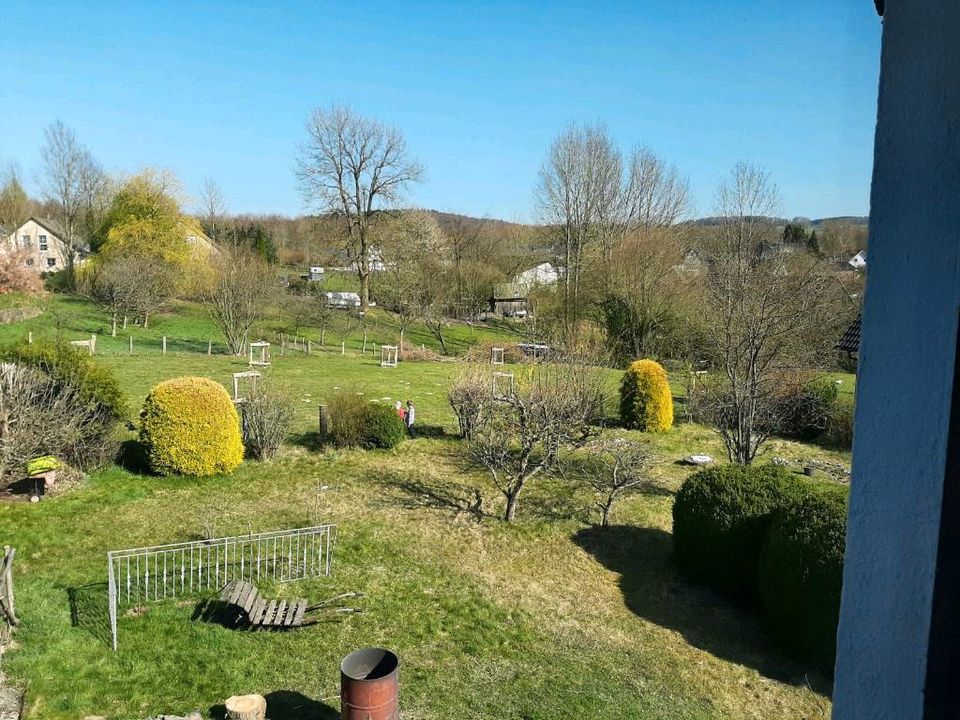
[0,294,846,719]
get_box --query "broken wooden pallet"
[217,580,363,630]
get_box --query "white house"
[1,217,75,272]
[514,262,559,287]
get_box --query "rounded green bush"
[361,403,407,449]
[619,359,673,431]
[759,484,849,672]
[672,464,806,601]
[140,376,244,476]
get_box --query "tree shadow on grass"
[67,583,112,646]
[572,525,832,694]
[380,470,487,521]
[210,691,337,720]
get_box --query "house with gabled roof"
[1,217,79,273]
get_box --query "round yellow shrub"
[140,376,244,476]
[619,359,673,432]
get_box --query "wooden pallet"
[219,580,309,629]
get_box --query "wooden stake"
[341,341,345,355]
[27,331,32,344]
[307,340,312,355]
[208,340,212,356]
[162,337,167,354]
[129,336,133,355]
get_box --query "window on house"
[39,235,48,251]
[21,234,30,246]
[25,258,34,266]
[46,257,56,268]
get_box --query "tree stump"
[224,694,266,720]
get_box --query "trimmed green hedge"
[672,465,807,601]
[325,391,406,450]
[361,403,407,449]
[759,484,849,672]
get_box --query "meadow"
[0,296,850,719]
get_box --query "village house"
[0,217,76,272]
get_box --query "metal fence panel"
[107,524,336,650]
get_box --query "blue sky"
[0,1,881,221]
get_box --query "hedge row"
[672,464,849,672]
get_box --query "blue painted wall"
[833,2,960,718]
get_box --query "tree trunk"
[504,489,521,522]
[224,694,266,720]
[143,313,150,329]
[601,500,613,528]
[122,315,128,330]
[111,313,117,337]
[399,328,405,354]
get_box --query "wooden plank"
[290,599,306,627]
[272,600,287,627]
[239,582,259,613]
[230,582,246,605]
[220,581,239,603]
[260,600,277,627]
[248,596,265,625]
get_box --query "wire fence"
[106,524,336,650]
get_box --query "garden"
[0,295,852,720]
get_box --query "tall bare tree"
[198,176,229,244]
[38,121,103,283]
[295,104,422,310]
[536,123,621,332]
[698,163,841,464]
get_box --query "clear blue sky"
[0,1,881,221]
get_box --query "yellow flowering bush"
[140,376,243,476]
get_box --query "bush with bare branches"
[569,437,659,527]
[466,360,607,521]
[0,363,117,487]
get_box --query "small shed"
[836,314,862,359]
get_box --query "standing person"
[405,399,416,437]
[394,400,406,423]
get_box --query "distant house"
[514,262,559,286]
[848,250,867,271]
[490,263,559,317]
[1,217,77,273]
[325,291,361,309]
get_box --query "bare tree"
[38,121,103,283]
[205,252,279,355]
[466,360,606,521]
[537,124,621,332]
[375,209,443,351]
[83,256,141,336]
[572,437,658,527]
[198,176,229,244]
[698,163,841,464]
[124,257,178,329]
[295,104,422,310]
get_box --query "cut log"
[224,694,266,720]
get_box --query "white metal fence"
[107,524,336,650]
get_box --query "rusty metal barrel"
[340,647,399,720]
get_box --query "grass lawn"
[0,295,848,719]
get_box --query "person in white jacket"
[405,400,416,436]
